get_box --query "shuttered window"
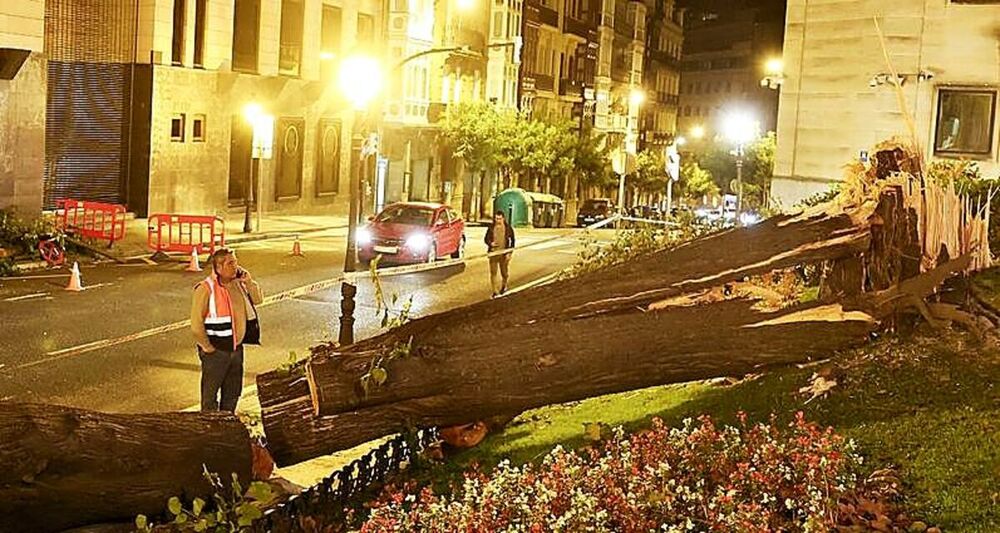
[43,0,137,209]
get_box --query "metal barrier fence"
[147,213,226,255]
[55,199,127,246]
[253,428,440,531]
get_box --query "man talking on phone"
[190,247,263,412]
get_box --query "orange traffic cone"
[185,248,202,272]
[65,262,83,292]
[290,236,304,257]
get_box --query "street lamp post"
[723,111,758,223]
[243,103,273,233]
[338,55,384,347]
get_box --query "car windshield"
[582,200,609,211]
[375,205,434,226]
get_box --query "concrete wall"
[0,0,45,214]
[774,0,1000,208]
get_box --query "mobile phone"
[236,268,246,279]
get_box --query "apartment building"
[639,0,683,150]
[676,6,782,140]
[773,0,1000,208]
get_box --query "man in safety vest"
[190,248,263,411]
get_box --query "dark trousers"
[199,345,244,412]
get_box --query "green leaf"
[194,519,208,532]
[174,513,188,525]
[135,515,148,531]
[247,481,274,504]
[371,366,388,386]
[236,503,263,526]
[192,497,205,516]
[167,496,183,515]
[391,293,398,305]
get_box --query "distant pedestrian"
[485,210,515,298]
[190,248,263,412]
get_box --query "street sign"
[665,144,680,182]
[251,115,274,159]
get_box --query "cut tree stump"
[0,403,254,533]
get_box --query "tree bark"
[0,403,253,533]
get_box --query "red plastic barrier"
[56,199,127,246]
[147,214,226,255]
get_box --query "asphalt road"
[0,226,603,413]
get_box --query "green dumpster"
[493,188,565,228]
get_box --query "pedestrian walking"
[485,210,515,298]
[190,248,263,412]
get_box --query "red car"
[356,202,466,265]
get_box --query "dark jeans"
[199,345,244,412]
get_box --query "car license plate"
[374,245,398,254]
[583,218,594,222]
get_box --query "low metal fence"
[253,428,439,531]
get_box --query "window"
[172,0,186,65]
[171,114,186,142]
[320,6,342,80]
[493,11,503,38]
[192,114,206,142]
[683,106,690,116]
[934,88,997,157]
[276,118,304,200]
[278,0,303,76]
[357,13,375,47]
[193,0,206,67]
[232,0,260,73]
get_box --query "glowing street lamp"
[761,57,785,90]
[689,124,705,140]
[339,55,384,111]
[338,54,386,346]
[628,88,645,106]
[723,111,759,219]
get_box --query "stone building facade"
[773,0,1000,207]
[0,1,46,214]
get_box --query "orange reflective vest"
[200,275,237,351]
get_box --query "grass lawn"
[408,276,1000,532]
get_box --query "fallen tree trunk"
[258,179,990,467]
[0,403,253,532]
[259,299,877,465]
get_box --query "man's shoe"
[500,285,508,295]
[491,292,498,299]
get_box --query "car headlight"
[356,228,372,246]
[739,212,762,226]
[405,233,431,251]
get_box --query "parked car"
[357,202,466,265]
[577,198,616,228]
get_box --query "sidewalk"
[113,214,350,260]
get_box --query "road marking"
[4,292,49,302]
[16,275,348,370]
[19,221,603,370]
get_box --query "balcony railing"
[534,74,554,92]
[539,5,558,27]
[559,79,587,97]
[563,16,595,40]
[649,49,679,69]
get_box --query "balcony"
[539,5,558,27]
[534,74,554,92]
[649,49,679,69]
[563,16,596,41]
[427,102,448,124]
[559,79,587,97]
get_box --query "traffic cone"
[290,236,304,257]
[65,262,83,292]
[185,248,202,272]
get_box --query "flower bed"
[359,413,890,532]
